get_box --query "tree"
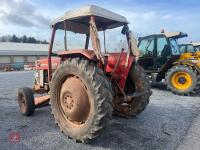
[11,35,19,42]
[22,35,28,43]
[0,34,48,44]
[0,35,11,42]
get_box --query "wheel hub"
[178,77,186,84]
[60,76,90,124]
[63,94,74,109]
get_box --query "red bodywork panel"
[36,50,134,91]
[105,52,134,90]
[35,57,61,70]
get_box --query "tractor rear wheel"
[166,65,200,95]
[18,87,35,116]
[50,58,113,142]
[125,64,152,116]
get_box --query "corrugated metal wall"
[13,56,24,63]
[27,56,37,63]
[0,56,10,63]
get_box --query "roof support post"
[48,27,56,82]
[103,30,107,53]
[64,21,67,50]
[85,34,90,49]
[89,16,104,64]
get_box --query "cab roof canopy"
[51,5,128,34]
[191,42,200,47]
[180,42,200,47]
[162,32,188,39]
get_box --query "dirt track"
[0,71,200,150]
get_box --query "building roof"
[51,5,128,33]
[0,42,63,56]
[0,50,48,56]
[0,42,49,56]
[0,42,49,51]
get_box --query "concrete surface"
[0,71,200,150]
[178,113,200,150]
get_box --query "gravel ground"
[0,71,200,150]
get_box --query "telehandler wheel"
[166,65,199,95]
[125,64,152,116]
[18,87,35,116]
[50,58,113,143]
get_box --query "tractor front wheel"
[50,58,113,142]
[17,87,35,116]
[166,65,200,95]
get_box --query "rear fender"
[57,50,97,62]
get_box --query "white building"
[0,42,50,69]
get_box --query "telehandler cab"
[138,31,200,95]
[179,42,200,53]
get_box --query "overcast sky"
[0,0,199,43]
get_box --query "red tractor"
[18,5,151,142]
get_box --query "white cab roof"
[51,5,128,34]
[163,32,188,39]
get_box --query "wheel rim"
[171,71,192,90]
[59,76,90,126]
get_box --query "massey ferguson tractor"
[17,5,151,142]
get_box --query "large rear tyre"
[126,64,152,116]
[50,58,113,142]
[18,87,35,116]
[166,65,199,95]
